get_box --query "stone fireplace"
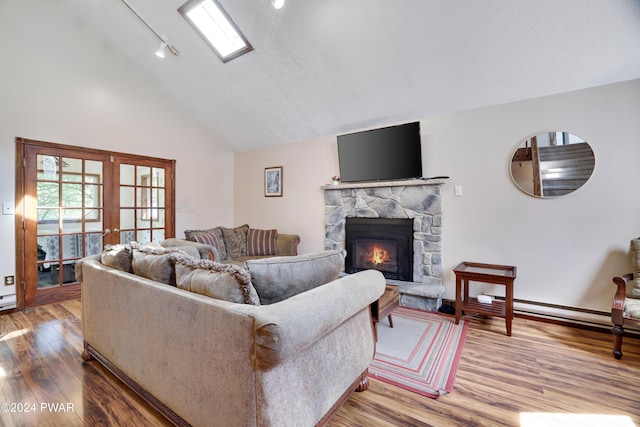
[323,179,445,311]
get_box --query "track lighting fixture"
[120,0,180,57]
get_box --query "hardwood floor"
[1,299,639,427]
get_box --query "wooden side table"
[453,261,517,336]
[370,284,400,341]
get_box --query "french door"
[16,138,175,309]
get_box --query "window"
[179,0,253,62]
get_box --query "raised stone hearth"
[323,179,445,311]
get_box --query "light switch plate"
[454,186,463,196]
[2,202,14,215]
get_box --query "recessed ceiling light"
[179,0,253,63]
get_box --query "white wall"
[0,0,234,297]
[234,79,640,314]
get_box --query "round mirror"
[510,131,595,198]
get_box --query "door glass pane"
[37,155,59,181]
[152,229,165,243]
[84,208,101,223]
[62,157,82,174]
[62,234,82,259]
[137,210,150,228]
[85,233,103,256]
[120,187,134,207]
[37,210,59,232]
[86,160,103,178]
[136,230,150,243]
[154,168,165,186]
[120,231,135,244]
[120,209,135,229]
[137,166,151,185]
[37,182,59,207]
[120,164,135,185]
[61,210,82,232]
[85,184,101,208]
[62,183,83,207]
[153,209,165,228]
[38,262,56,288]
[157,188,165,206]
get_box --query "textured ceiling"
[58,0,640,152]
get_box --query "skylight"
[178,0,253,63]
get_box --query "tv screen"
[337,122,423,183]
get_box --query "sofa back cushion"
[245,250,345,305]
[172,253,260,305]
[247,228,277,256]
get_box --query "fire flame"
[371,246,388,266]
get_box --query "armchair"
[611,238,640,359]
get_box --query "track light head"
[155,42,167,58]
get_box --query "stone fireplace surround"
[323,179,445,311]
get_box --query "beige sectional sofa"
[79,244,385,427]
[161,224,301,266]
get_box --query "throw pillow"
[101,244,133,273]
[629,238,640,298]
[171,253,260,305]
[247,228,278,256]
[191,232,222,261]
[130,241,189,286]
[184,227,228,260]
[245,250,345,305]
[221,224,249,259]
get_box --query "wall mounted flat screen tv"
[337,121,423,183]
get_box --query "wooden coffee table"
[370,284,400,341]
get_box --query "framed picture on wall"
[264,166,283,197]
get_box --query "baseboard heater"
[510,298,612,330]
[445,296,640,335]
[0,294,17,311]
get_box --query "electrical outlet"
[4,275,14,286]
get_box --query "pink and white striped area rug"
[369,307,468,399]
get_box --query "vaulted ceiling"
[58,0,640,152]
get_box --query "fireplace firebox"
[344,218,413,281]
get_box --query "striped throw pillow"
[247,228,277,256]
[192,232,222,260]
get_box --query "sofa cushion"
[245,250,345,305]
[629,238,640,298]
[185,227,228,260]
[172,253,260,305]
[247,228,277,256]
[101,244,133,273]
[130,242,193,286]
[221,224,249,259]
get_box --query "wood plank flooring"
[1,299,639,426]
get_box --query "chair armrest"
[612,273,633,324]
[275,233,300,256]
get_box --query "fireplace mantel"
[321,178,445,191]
